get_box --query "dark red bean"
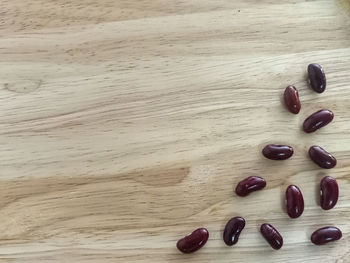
[260,223,283,250]
[235,176,266,197]
[177,228,209,253]
[303,109,334,133]
[309,146,337,169]
[284,85,301,114]
[311,226,342,245]
[223,217,245,246]
[308,63,326,93]
[286,185,304,218]
[262,144,293,160]
[320,176,339,210]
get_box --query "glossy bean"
[284,85,301,114]
[308,63,326,93]
[235,176,266,197]
[303,109,334,133]
[262,144,293,160]
[286,185,304,218]
[176,228,209,253]
[311,226,342,245]
[260,223,283,250]
[320,176,339,210]
[223,217,246,246]
[309,146,337,169]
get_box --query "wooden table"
[1,0,350,262]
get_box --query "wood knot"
[4,79,42,93]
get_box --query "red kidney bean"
[260,223,283,250]
[176,228,209,253]
[262,144,293,160]
[309,146,337,169]
[320,176,339,210]
[285,185,304,218]
[311,226,342,245]
[303,109,334,133]
[235,176,266,197]
[284,85,301,114]
[308,63,326,93]
[223,217,245,246]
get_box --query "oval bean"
[284,85,301,114]
[235,176,266,197]
[260,223,283,250]
[309,146,337,169]
[311,226,342,245]
[286,185,304,218]
[176,228,209,253]
[262,144,293,160]
[308,63,326,93]
[223,217,246,246]
[320,176,339,210]
[303,109,334,133]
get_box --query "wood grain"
[0,0,350,262]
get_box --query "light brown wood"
[0,0,350,262]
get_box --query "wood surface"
[0,0,350,262]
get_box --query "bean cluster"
[176,63,342,254]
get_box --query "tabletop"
[0,0,350,262]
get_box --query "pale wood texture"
[0,0,350,262]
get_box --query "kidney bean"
[176,228,209,253]
[320,176,339,210]
[311,226,342,245]
[235,176,266,197]
[303,109,334,133]
[262,144,293,160]
[308,63,326,93]
[260,223,283,250]
[309,146,337,169]
[285,185,304,218]
[284,85,301,114]
[223,217,245,246]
